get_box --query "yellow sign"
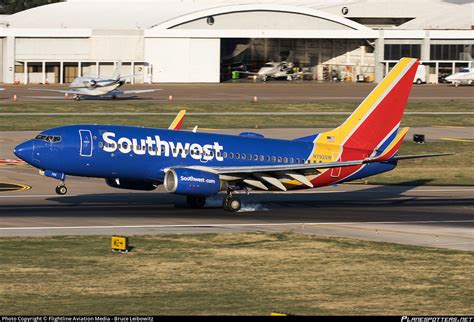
[111,236,128,252]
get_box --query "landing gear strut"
[222,189,241,212]
[55,181,67,195]
[186,195,206,208]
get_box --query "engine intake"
[164,168,227,196]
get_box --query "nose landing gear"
[55,180,67,195]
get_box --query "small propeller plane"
[30,61,160,100]
[14,58,450,212]
[240,51,309,82]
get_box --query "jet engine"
[164,168,228,196]
[105,178,157,191]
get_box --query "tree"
[0,0,63,14]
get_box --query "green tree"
[0,0,62,14]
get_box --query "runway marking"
[0,182,31,192]
[1,220,474,231]
[439,138,474,143]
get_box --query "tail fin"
[112,60,122,80]
[318,58,418,153]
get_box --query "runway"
[0,161,473,250]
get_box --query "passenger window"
[242,154,246,160]
[248,154,252,160]
[236,153,240,159]
[278,157,282,163]
[260,155,264,161]
[223,152,227,158]
[296,158,299,164]
[254,154,258,161]
[229,152,234,159]
[271,156,276,162]
[284,157,288,163]
[266,156,270,162]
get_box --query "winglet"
[168,109,186,130]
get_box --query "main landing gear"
[55,180,67,195]
[73,95,81,101]
[222,189,241,212]
[185,190,242,212]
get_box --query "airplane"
[445,67,474,87]
[240,51,309,82]
[31,61,160,100]
[14,58,451,212]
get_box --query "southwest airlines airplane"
[14,58,449,212]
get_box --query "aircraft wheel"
[186,196,206,208]
[55,185,67,195]
[74,95,81,101]
[223,196,241,212]
[416,78,422,85]
[111,95,117,99]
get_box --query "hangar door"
[145,38,220,83]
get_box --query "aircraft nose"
[13,140,34,163]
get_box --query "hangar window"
[384,44,420,60]
[430,44,472,61]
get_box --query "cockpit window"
[35,134,61,143]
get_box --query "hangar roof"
[4,0,473,30]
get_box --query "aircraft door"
[330,152,341,178]
[79,129,93,157]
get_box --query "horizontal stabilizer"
[389,153,454,161]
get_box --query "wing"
[170,153,452,191]
[29,88,84,95]
[109,89,162,95]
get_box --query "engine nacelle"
[105,178,157,191]
[164,168,227,196]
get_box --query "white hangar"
[0,0,472,84]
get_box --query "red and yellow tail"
[310,57,419,163]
